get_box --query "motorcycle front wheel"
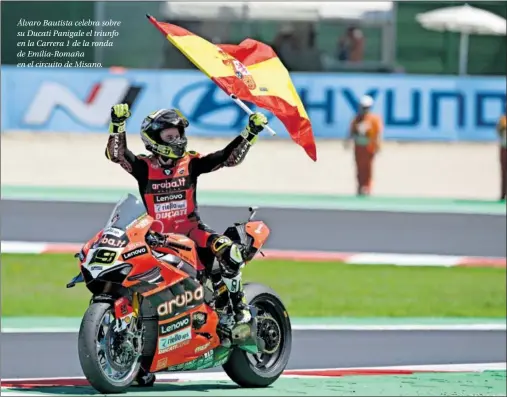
[222,282,292,388]
[78,301,142,394]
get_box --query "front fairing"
[69,194,155,287]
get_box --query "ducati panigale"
[67,193,292,394]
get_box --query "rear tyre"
[222,283,292,388]
[78,301,141,394]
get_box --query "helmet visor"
[142,132,187,159]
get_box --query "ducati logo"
[164,169,172,176]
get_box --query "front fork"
[112,292,145,366]
[113,292,140,332]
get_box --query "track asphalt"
[1,199,505,257]
[1,330,505,379]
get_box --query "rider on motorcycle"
[105,103,268,326]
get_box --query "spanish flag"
[147,15,317,161]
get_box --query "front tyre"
[78,302,141,394]
[222,283,292,388]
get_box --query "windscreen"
[104,193,148,231]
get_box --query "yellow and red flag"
[147,15,317,161]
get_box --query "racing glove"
[109,103,131,134]
[241,112,268,145]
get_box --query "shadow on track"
[2,381,241,396]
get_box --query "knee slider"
[229,244,244,266]
[219,243,244,276]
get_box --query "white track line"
[1,328,80,334]
[3,240,506,268]
[1,393,37,396]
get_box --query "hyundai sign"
[1,66,505,142]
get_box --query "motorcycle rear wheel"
[222,283,292,388]
[78,301,142,394]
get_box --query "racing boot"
[222,272,251,325]
[211,236,252,325]
[134,367,156,387]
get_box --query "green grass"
[2,254,506,317]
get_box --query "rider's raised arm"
[190,112,268,176]
[105,130,146,178]
[104,103,147,181]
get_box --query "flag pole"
[230,95,277,136]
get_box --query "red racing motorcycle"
[67,193,292,394]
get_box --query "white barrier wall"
[1,132,503,200]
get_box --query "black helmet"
[140,109,190,159]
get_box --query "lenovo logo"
[122,246,148,260]
[154,192,186,203]
[159,315,191,335]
